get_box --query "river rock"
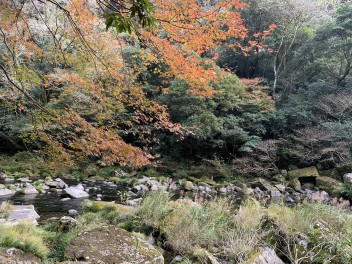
[4,178,14,183]
[0,188,14,197]
[64,185,89,199]
[311,191,330,203]
[316,176,342,194]
[55,178,68,189]
[68,209,79,217]
[5,205,40,225]
[183,181,194,191]
[125,198,142,207]
[275,184,285,193]
[219,187,227,194]
[21,184,39,195]
[0,248,41,264]
[343,173,352,187]
[64,225,164,263]
[269,188,281,198]
[247,247,284,264]
[18,177,32,183]
[251,178,273,191]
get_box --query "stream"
[0,179,129,222]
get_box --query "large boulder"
[64,225,164,263]
[247,247,284,264]
[64,185,89,199]
[288,166,319,179]
[0,188,14,197]
[5,205,40,226]
[316,176,342,195]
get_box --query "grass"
[265,203,352,263]
[0,224,51,259]
[0,201,13,218]
[0,179,351,264]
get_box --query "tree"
[0,0,264,167]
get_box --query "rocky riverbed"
[1,167,352,263]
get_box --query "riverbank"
[1,152,352,263]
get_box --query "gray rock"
[275,184,285,193]
[61,197,71,201]
[168,182,178,191]
[64,185,89,199]
[0,188,14,196]
[150,185,159,191]
[343,173,352,187]
[18,177,32,183]
[4,178,14,183]
[125,198,142,207]
[285,196,295,203]
[219,187,227,194]
[198,186,205,191]
[134,184,149,192]
[252,178,273,191]
[171,255,183,263]
[22,184,39,195]
[248,247,284,264]
[76,183,85,191]
[311,191,330,203]
[269,188,282,198]
[6,205,40,225]
[68,209,79,217]
[137,176,150,184]
[55,178,68,189]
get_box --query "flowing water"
[0,179,128,222]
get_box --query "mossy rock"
[202,178,216,186]
[288,178,301,191]
[64,225,164,263]
[288,166,319,179]
[183,181,195,191]
[316,176,342,195]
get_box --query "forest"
[0,0,352,263]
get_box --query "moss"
[316,176,342,195]
[288,166,319,179]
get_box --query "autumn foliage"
[0,0,274,168]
